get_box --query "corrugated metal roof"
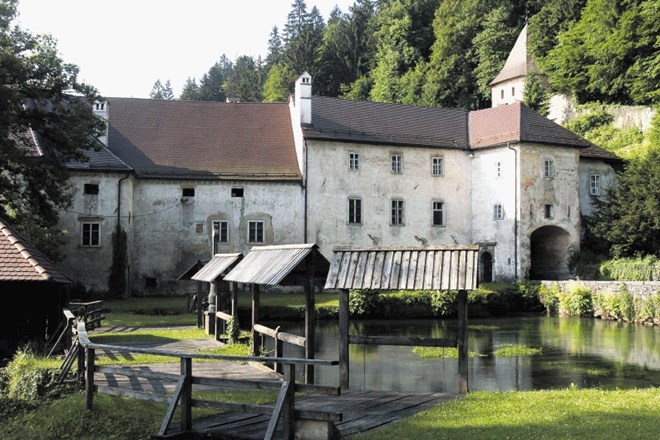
[191,254,243,282]
[0,218,72,284]
[224,244,330,286]
[325,246,480,291]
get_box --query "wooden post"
[77,341,85,387]
[206,281,217,335]
[304,278,316,384]
[339,289,350,390]
[85,347,95,410]
[230,282,238,317]
[274,327,284,374]
[251,284,260,356]
[282,363,296,440]
[457,289,469,394]
[180,357,192,432]
[196,280,204,328]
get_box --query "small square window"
[590,175,601,196]
[195,222,204,234]
[391,199,404,226]
[493,204,503,220]
[182,187,195,197]
[432,201,445,226]
[348,198,362,224]
[544,204,554,219]
[543,160,555,178]
[81,222,100,247]
[84,184,99,195]
[231,188,244,197]
[391,154,402,174]
[213,220,228,253]
[248,220,264,244]
[431,157,444,176]
[349,152,360,171]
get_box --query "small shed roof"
[191,253,243,282]
[224,244,330,286]
[325,246,480,291]
[0,218,71,284]
[177,259,209,281]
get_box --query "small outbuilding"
[0,218,71,359]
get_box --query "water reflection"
[264,317,660,392]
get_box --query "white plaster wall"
[58,172,131,293]
[470,148,518,281]
[517,144,582,278]
[578,158,618,217]
[129,180,304,294]
[491,77,525,107]
[306,140,473,259]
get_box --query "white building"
[59,73,620,294]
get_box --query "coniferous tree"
[179,77,200,100]
[225,55,263,102]
[149,79,175,100]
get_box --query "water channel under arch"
[263,317,660,393]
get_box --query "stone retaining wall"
[540,280,660,298]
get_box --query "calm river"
[266,317,660,393]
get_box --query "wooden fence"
[74,320,341,439]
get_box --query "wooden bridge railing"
[76,321,341,439]
[253,323,306,375]
[69,300,104,329]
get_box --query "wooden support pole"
[304,278,316,384]
[196,281,203,328]
[85,347,95,411]
[275,327,284,375]
[180,357,192,432]
[206,281,217,335]
[230,282,238,317]
[77,340,85,387]
[251,284,260,356]
[282,363,296,440]
[457,289,469,394]
[339,289,350,390]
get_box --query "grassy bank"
[1,388,657,440]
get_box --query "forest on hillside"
[150,0,658,111]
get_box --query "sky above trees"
[16,0,354,98]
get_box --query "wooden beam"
[180,357,192,432]
[251,284,260,357]
[457,290,468,394]
[85,347,95,411]
[339,289,349,390]
[304,273,315,384]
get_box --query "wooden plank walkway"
[91,332,459,438]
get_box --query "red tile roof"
[0,218,71,283]
[469,103,592,149]
[105,98,301,181]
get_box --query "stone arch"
[529,226,571,280]
[481,251,493,283]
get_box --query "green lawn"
[2,388,657,440]
[355,388,660,440]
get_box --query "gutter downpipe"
[303,139,308,243]
[508,143,519,280]
[117,174,130,229]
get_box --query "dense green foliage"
[0,0,103,259]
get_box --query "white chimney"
[93,100,109,146]
[294,72,312,125]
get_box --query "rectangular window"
[495,161,502,178]
[391,200,404,226]
[81,222,100,247]
[391,154,402,174]
[431,157,444,176]
[493,204,503,220]
[84,183,99,195]
[213,220,228,253]
[248,220,264,244]
[231,188,244,197]
[432,201,445,226]
[348,198,362,224]
[544,204,554,219]
[195,222,204,234]
[182,187,195,197]
[543,159,555,178]
[349,152,360,171]
[590,174,601,196]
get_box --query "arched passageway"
[529,226,571,280]
[481,251,493,283]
